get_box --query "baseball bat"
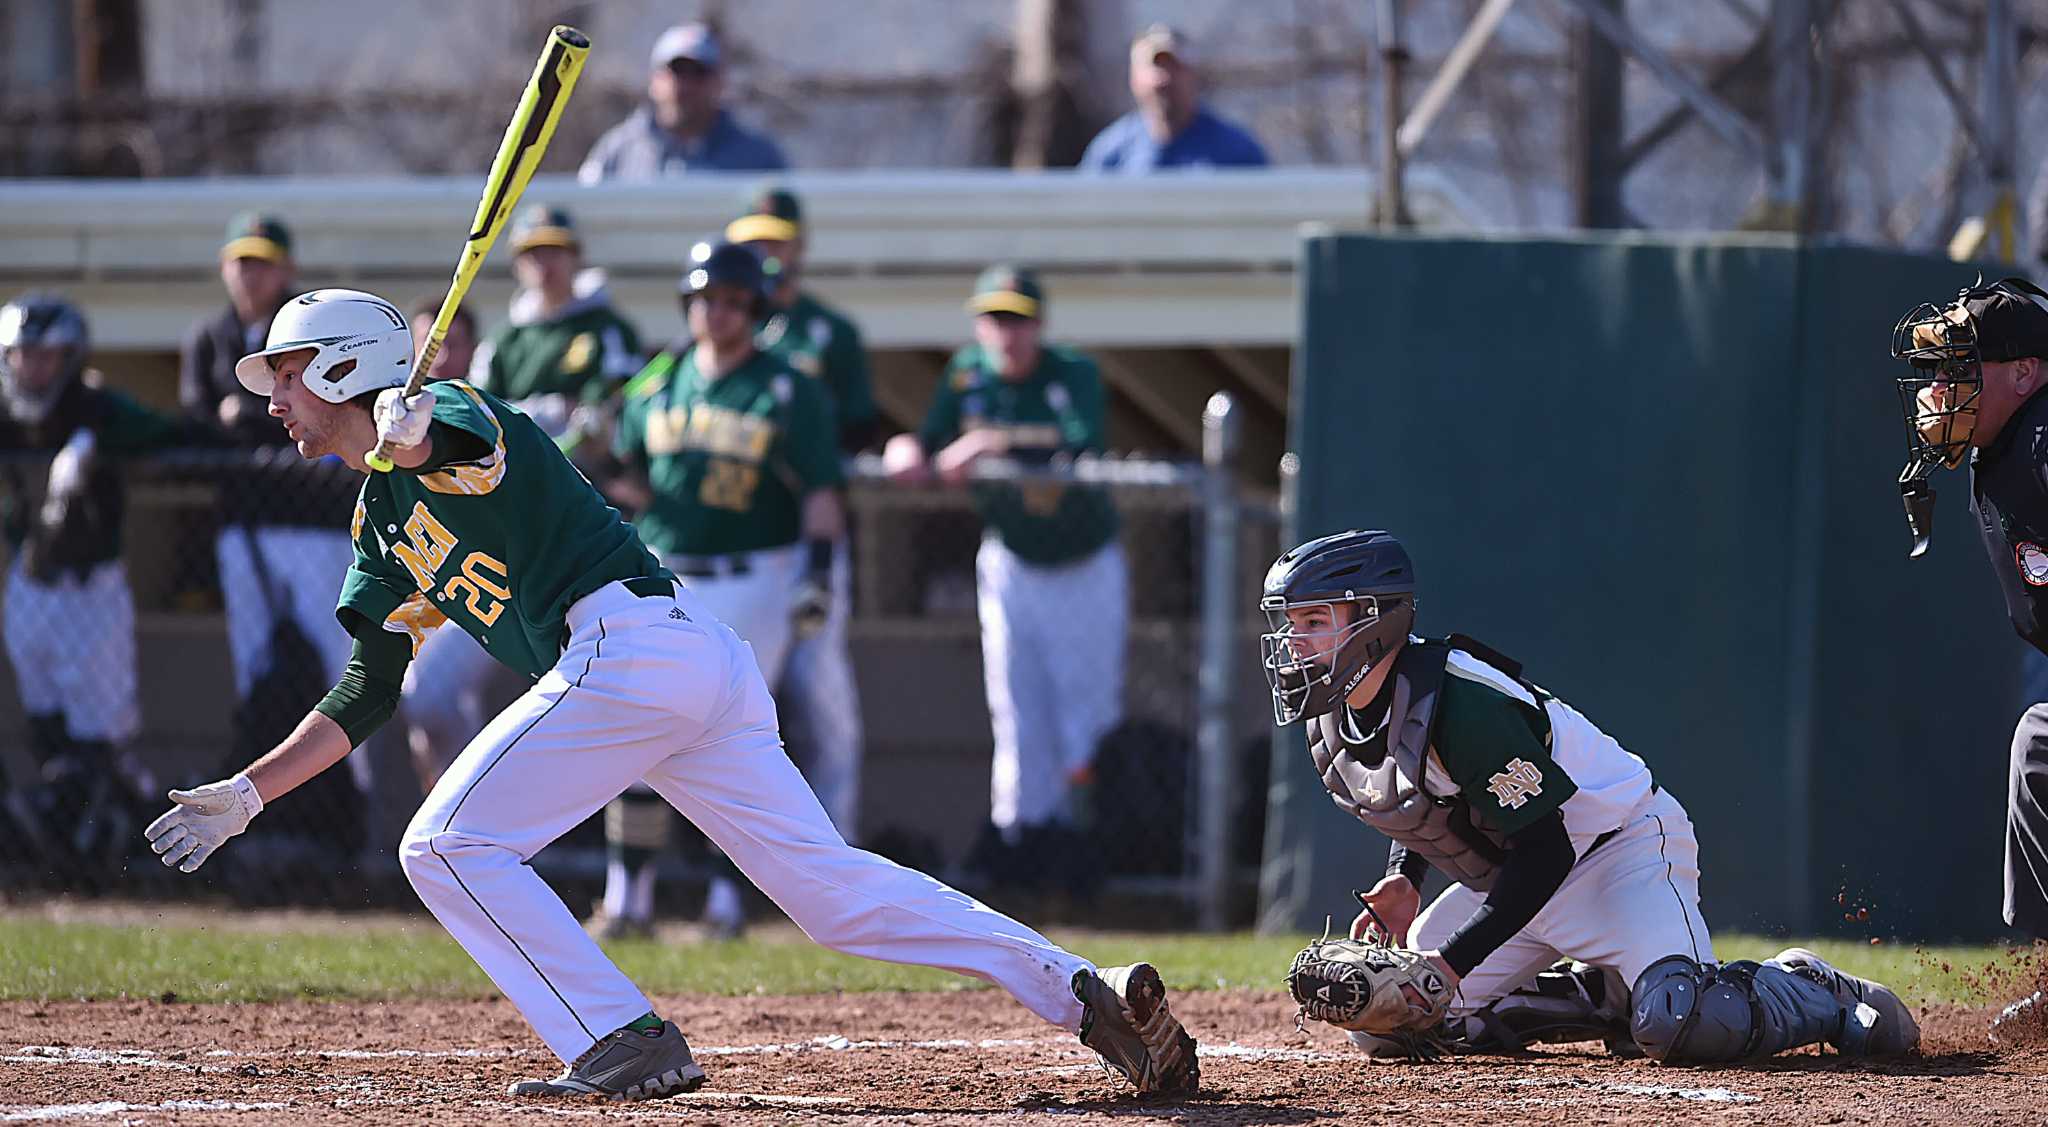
[365,24,591,473]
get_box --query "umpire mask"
[1259,530,1417,725]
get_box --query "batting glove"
[145,773,264,873]
[373,385,438,450]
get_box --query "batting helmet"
[0,292,90,424]
[1259,529,1417,725]
[234,289,412,404]
[679,240,773,315]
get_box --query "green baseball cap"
[220,212,292,263]
[726,185,803,244]
[966,264,1044,319]
[511,204,580,253]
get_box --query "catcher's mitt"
[1288,936,1457,1035]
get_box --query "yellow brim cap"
[513,228,579,252]
[220,237,288,263]
[726,214,800,243]
[967,292,1041,318]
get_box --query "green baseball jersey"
[476,304,642,404]
[1431,666,1577,835]
[918,343,1119,565]
[614,347,844,555]
[756,292,877,440]
[338,380,671,678]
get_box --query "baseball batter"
[142,287,1199,1101]
[1266,530,1919,1062]
[729,185,876,842]
[591,239,840,939]
[882,266,1126,849]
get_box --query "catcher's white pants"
[2,557,139,743]
[1350,787,1712,1050]
[777,539,862,838]
[398,578,1090,1063]
[977,538,1126,831]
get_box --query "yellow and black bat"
[366,24,591,472]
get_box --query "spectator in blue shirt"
[1078,25,1268,173]
[578,22,788,183]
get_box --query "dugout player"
[468,204,641,471]
[881,266,1126,866]
[142,287,1198,1101]
[588,239,843,940]
[727,185,876,841]
[0,293,188,881]
[1891,278,2048,1031]
[180,213,370,855]
[1266,529,1919,1061]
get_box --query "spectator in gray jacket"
[577,22,787,183]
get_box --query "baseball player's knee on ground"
[1629,953,1849,1062]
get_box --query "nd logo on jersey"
[1487,758,1544,810]
[391,501,512,626]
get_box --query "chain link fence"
[0,429,1279,925]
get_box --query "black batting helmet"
[0,292,90,424]
[1259,529,1417,725]
[679,240,773,315]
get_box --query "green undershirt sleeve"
[312,615,413,747]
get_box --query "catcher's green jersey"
[614,347,843,555]
[757,292,877,439]
[1431,667,1576,836]
[918,343,1119,565]
[337,380,671,678]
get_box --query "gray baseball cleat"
[508,1020,707,1100]
[1772,947,1921,1056]
[1073,962,1200,1094]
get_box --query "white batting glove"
[373,385,438,450]
[145,773,264,873]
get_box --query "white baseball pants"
[215,525,356,696]
[398,578,1091,1063]
[977,537,1127,831]
[1349,787,1712,1053]
[2,557,139,743]
[775,539,862,838]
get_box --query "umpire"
[1893,278,2048,1027]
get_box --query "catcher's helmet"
[1260,529,1416,725]
[234,289,413,404]
[0,292,90,424]
[679,240,773,314]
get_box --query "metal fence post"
[1197,392,1241,930]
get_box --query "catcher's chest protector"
[1307,639,1511,891]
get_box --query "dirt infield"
[1,992,2040,1125]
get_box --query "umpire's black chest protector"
[1971,392,2048,653]
[1306,636,1537,891]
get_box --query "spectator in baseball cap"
[577,21,787,183]
[1079,24,1268,173]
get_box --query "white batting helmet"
[234,289,412,403]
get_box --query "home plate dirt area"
[1,993,2039,1125]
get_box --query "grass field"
[0,905,2029,1006]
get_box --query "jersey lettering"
[392,501,459,591]
[1487,758,1545,810]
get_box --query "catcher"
[1267,529,1919,1062]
